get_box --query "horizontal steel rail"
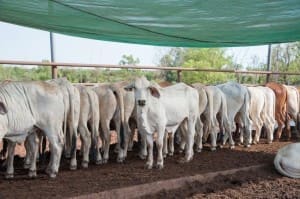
[0,60,299,76]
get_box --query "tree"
[271,42,300,84]
[119,54,140,66]
[181,48,234,84]
[159,48,185,82]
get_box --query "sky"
[0,21,269,68]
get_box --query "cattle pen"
[0,60,300,83]
[0,60,300,198]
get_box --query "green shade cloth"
[1,0,300,47]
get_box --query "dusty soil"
[0,137,298,199]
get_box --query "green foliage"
[178,48,235,84]
[271,42,300,84]
[159,48,185,82]
[119,54,140,66]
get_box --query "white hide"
[247,87,265,144]
[126,76,199,169]
[217,82,252,147]
[203,85,230,150]
[0,81,65,178]
[274,143,300,178]
[255,86,276,143]
[76,85,101,168]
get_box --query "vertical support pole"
[266,44,272,83]
[177,70,182,82]
[50,32,58,79]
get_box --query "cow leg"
[69,123,78,171]
[119,121,130,162]
[222,120,235,149]
[101,120,111,163]
[138,130,147,160]
[168,133,174,156]
[78,124,91,168]
[27,133,39,178]
[127,120,136,152]
[5,141,16,179]
[156,128,165,169]
[89,120,102,165]
[182,118,196,162]
[210,128,217,151]
[44,127,64,178]
[195,118,203,153]
[163,132,168,158]
[145,133,153,169]
[179,124,186,153]
[24,135,32,169]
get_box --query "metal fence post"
[177,70,182,82]
[266,44,272,83]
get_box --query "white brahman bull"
[110,81,135,162]
[284,85,300,134]
[254,86,276,144]
[0,81,65,178]
[247,86,265,144]
[274,143,300,178]
[217,82,252,147]
[125,76,199,169]
[177,83,207,153]
[47,78,80,170]
[75,85,101,168]
[202,85,230,151]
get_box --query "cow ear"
[0,102,7,115]
[149,86,160,98]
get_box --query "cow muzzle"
[137,99,146,106]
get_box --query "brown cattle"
[158,81,173,88]
[265,82,288,140]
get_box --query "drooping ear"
[149,86,160,98]
[124,84,134,91]
[0,102,7,115]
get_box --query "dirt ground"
[0,136,299,198]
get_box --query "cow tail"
[87,90,98,150]
[296,88,300,131]
[205,89,214,141]
[111,85,125,149]
[69,86,78,159]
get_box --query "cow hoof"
[69,164,77,171]
[95,159,103,165]
[163,154,167,158]
[244,144,251,148]
[64,152,71,159]
[168,152,174,156]
[28,170,37,178]
[81,161,89,169]
[230,145,235,149]
[5,173,14,179]
[178,149,184,154]
[102,159,108,164]
[138,153,147,160]
[24,163,31,169]
[267,141,272,144]
[178,157,189,164]
[117,158,125,163]
[196,148,202,153]
[144,163,153,169]
[219,145,224,149]
[127,147,133,152]
[211,147,216,151]
[48,172,57,179]
[156,164,164,170]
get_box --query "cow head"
[124,76,160,107]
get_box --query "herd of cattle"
[0,76,299,179]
